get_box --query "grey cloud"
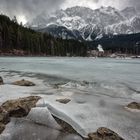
[0,0,65,19]
[128,0,140,10]
[0,0,140,21]
[96,0,140,10]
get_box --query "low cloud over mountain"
[0,0,140,22]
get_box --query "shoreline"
[0,52,140,59]
[0,55,140,59]
[0,95,125,140]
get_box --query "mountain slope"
[28,6,140,41]
[0,14,87,56]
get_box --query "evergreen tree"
[0,14,87,56]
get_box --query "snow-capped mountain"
[28,6,140,41]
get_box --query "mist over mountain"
[27,6,140,41]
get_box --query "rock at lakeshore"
[1,96,41,117]
[88,127,124,140]
[56,98,71,104]
[0,96,41,134]
[126,102,140,110]
[12,79,35,86]
[0,76,4,85]
[0,107,10,124]
[0,123,5,134]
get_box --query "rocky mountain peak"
[28,6,140,41]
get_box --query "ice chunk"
[27,107,61,130]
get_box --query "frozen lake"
[0,57,140,140]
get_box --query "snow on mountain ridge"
[28,6,140,41]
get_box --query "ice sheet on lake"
[37,94,140,140]
[0,58,140,140]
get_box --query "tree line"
[0,14,87,56]
[90,33,140,55]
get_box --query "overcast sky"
[0,0,139,23]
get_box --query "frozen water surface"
[0,57,140,140]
